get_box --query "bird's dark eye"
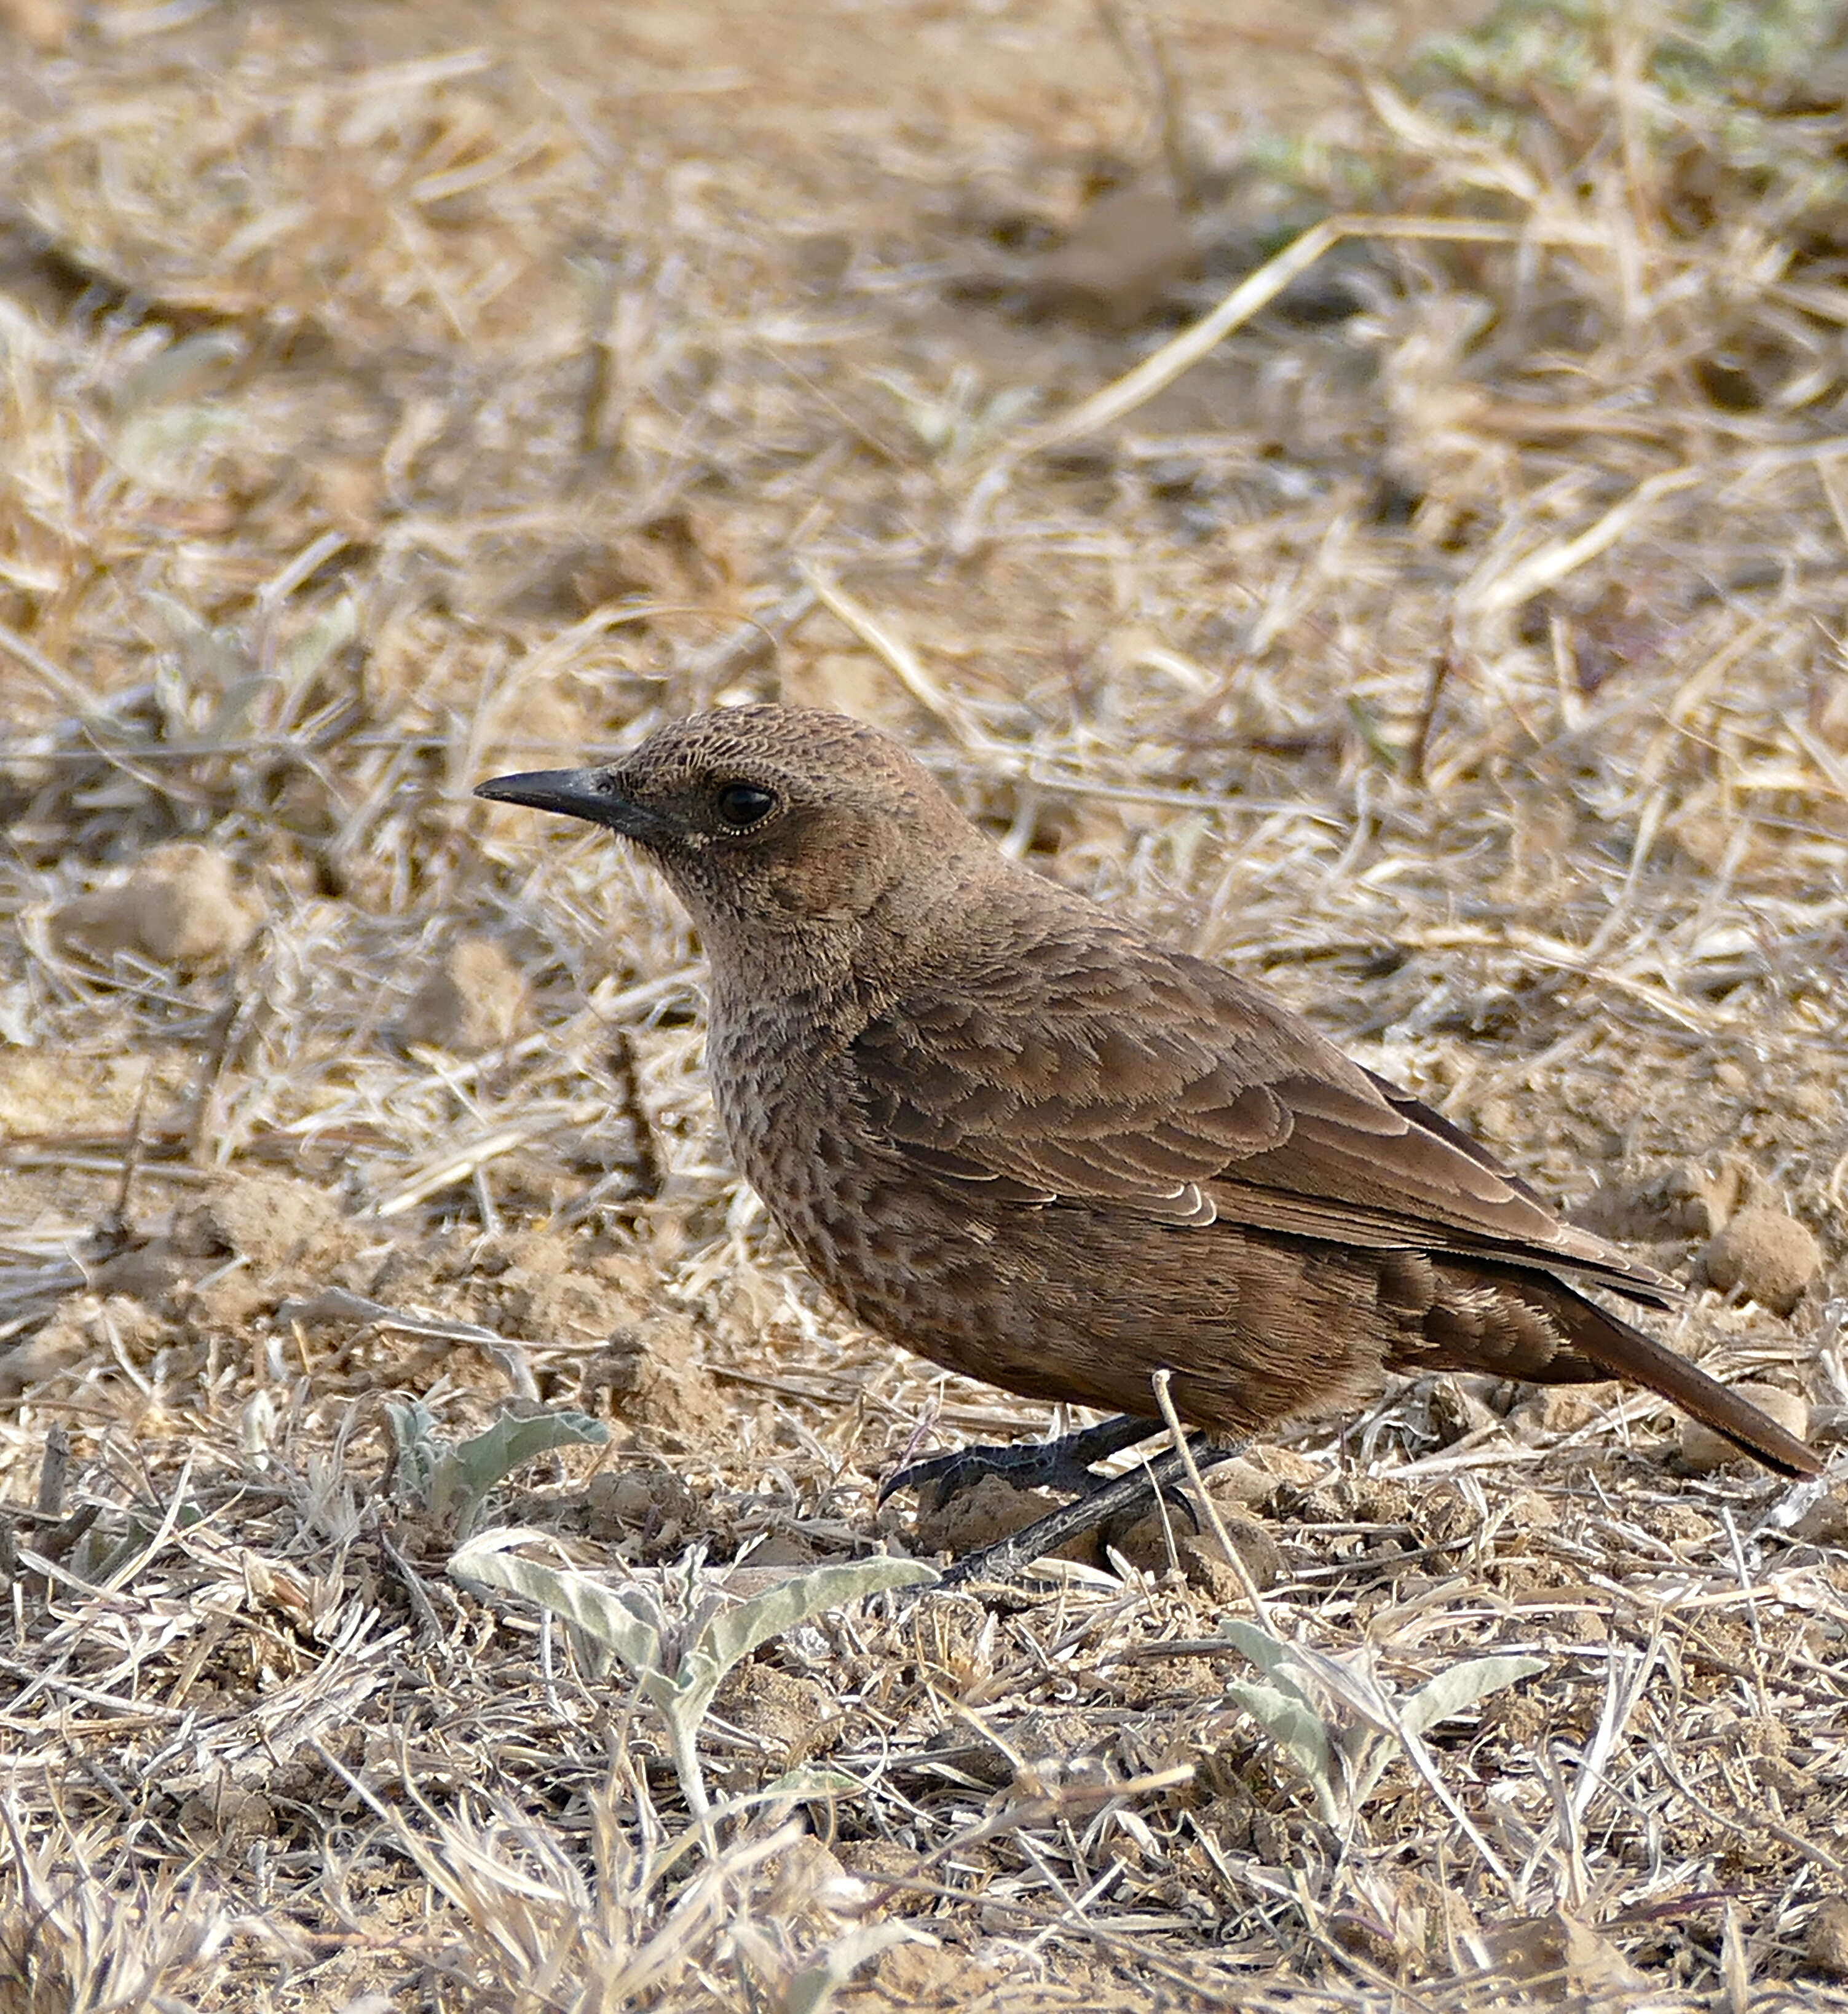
[713,780,778,830]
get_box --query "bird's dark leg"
[879,1413,1164,1509]
[938,1435,1248,1588]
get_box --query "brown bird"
[477,706,1820,1566]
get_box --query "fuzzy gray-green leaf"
[697,1557,938,1678]
[449,1528,664,1679]
[1400,1654,1547,1739]
[1223,1676,1341,1823]
[428,1409,609,1531]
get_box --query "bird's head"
[476,705,1003,974]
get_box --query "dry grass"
[1,0,1846,2005]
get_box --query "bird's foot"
[938,1436,1246,1589]
[878,1414,1163,1509]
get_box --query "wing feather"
[850,925,1670,1305]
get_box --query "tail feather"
[1549,1289,1820,1478]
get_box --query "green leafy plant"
[1411,0,1848,218]
[387,1401,609,1540]
[1220,1616,1544,1834]
[451,1528,936,1822]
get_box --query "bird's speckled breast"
[705,989,1041,1376]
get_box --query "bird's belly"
[709,1054,1039,1371]
[725,1087,1389,1433]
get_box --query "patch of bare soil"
[1,0,1846,2008]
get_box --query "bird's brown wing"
[851,927,1672,1305]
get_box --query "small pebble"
[1679,1383,1810,1474]
[1702,1205,1822,1316]
[0,0,74,49]
[399,936,526,1052]
[1110,1506,1282,1595]
[1793,1493,1848,1544]
[1025,181,1195,330]
[53,841,258,968]
[1809,1897,1848,1978]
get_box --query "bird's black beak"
[473,766,665,842]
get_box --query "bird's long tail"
[1537,1284,1821,1477]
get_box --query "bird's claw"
[877,1414,1164,1508]
[933,1434,1250,1590]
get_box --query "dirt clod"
[861,1938,996,2008]
[585,1465,698,1555]
[582,1314,725,1443]
[833,1838,934,1917]
[176,1173,347,1276]
[1176,1522,1281,1599]
[177,1787,277,1846]
[913,1474,1096,1566]
[1702,1205,1823,1314]
[489,1233,634,1343]
[1810,1898,1848,1976]
[53,842,259,968]
[1024,180,1194,330]
[89,1242,191,1305]
[714,1662,837,1773]
[1509,1383,1621,1445]
[0,1293,164,1396]
[1477,1912,1649,1998]
[1110,1494,1282,1593]
[399,936,527,1053]
[1577,1159,1747,1242]
[1201,1455,1280,1507]
[754,1834,869,1922]
[0,0,73,48]
[1791,1491,1848,1542]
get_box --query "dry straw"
[0,0,1845,2007]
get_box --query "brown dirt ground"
[2,0,1847,2008]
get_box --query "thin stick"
[1458,465,1701,617]
[1094,0,1196,209]
[1151,1368,1267,1625]
[0,615,103,717]
[798,561,994,751]
[1006,214,1598,463]
[101,1060,154,1249]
